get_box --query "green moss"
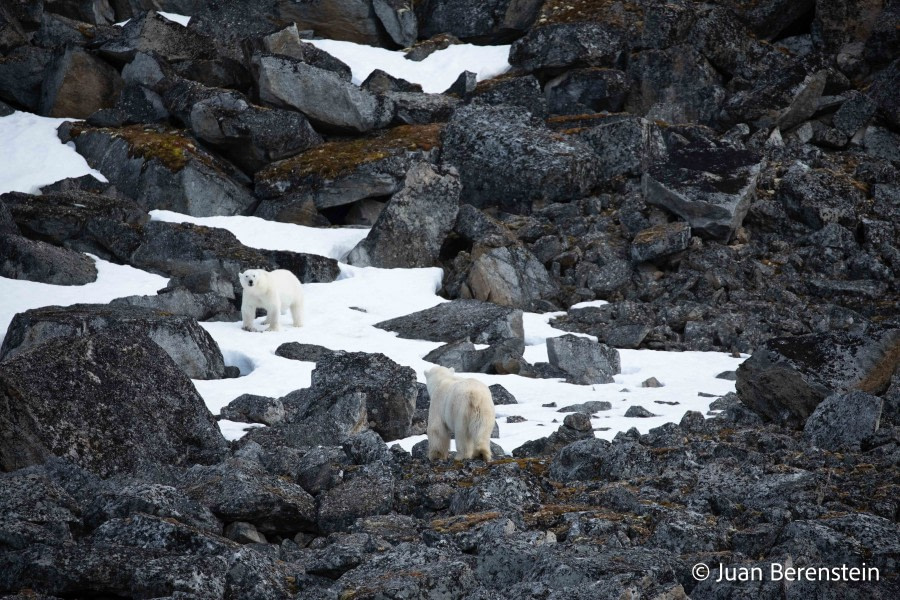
[431,510,502,533]
[258,123,443,184]
[71,124,210,172]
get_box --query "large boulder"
[308,352,418,442]
[0,304,227,380]
[253,53,393,133]
[254,123,441,215]
[465,244,560,310]
[63,123,256,217]
[441,104,599,214]
[0,329,227,477]
[375,299,524,344]
[508,21,626,73]
[642,133,764,242]
[162,77,323,174]
[568,114,666,181]
[346,162,460,268]
[546,334,621,385]
[39,46,122,118]
[736,329,900,428]
[0,46,54,111]
[0,234,98,285]
[416,0,542,43]
[545,67,628,116]
[98,11,216,63]
[803,391,883,451]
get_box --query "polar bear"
[239,269,304,332]
[425,366,495,462]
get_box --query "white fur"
[425,366,495,462]
[239,269,304,332]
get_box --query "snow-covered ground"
[0,33,745,453]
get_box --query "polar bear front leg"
[241,299,257,332]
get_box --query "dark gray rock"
[0,46,53,111]
[373,0,417,47]
[626,45,725,126]
[629,222,690,263]
[346,162,460,268]
[361,69,422,94]
[466,243,560,311]
[253,53,393,133]
[242,23,352,79]
[90,513,236,556]
[385,91,454,126]
[223,521,267,544]
[868,58,900,129]
[39,45,122,119]
[470,74,547,118]
[0,99,13,116]
[181,459,316,535]
[423,337,525,375]
[545,67,627,116]
[573,115,666,181]
[274,342,336,363]
[219,394,284,426]
[417,0,542,43]
[736,329,900,428]
[489,384,517,405]
[318,473,394,534]
[443,70,477,99]
[0,468,82,549]
[0,233,98,285]
[308,352,418,442]
[550,438,652,482]
[162,77,323,174]
[509,22,625,73]
[624,405,656,418]
[833,91,878,136]
[547,334,621,385]
[84,481,221,533]
[98,11,216,63]
[642,137,764,242]
[441,104,599,214]
[558,401,612,414]
[864,126,900,163]
[0,303,226,380]
[255,388,368,448]
[375,299,523,344]
[513,413,595,459]
[109,286,236,322]
[0,329,227,477]
[803,391,883,451]
[342,430,390,465]
[67,124,256,217]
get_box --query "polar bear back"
[266,269,304,301]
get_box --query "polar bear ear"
[449,367,456,374]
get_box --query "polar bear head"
[239,269,270,293]
[424,365,456,388]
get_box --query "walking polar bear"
[239,269,304,332]
[425,366,495,462]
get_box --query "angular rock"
[489,384,517,405]
[242,24,352,79]
[466,244,560,310]
[361,69,422,94]
[66,124,256,217]
[109,286,237,322]
[629,222,691,263]
[833,91,878,137]
[274,342,336,363]
[98,11,216,63]
[346,162,460,268]
[470,74,547,118]
[868,58,900,129]
[342,430,391,465]
[373,0,417,47]
[423,337,525,375]
[547,334,621,385]
[84,480,221,533]
[0,467,82,549]
[509,22,625,73]
[778,162,869,230]
[803,391,883,451]
[0,303,226,380]
[0,233,98,285]
[624,405,656,418]
[253,53,393,133]
[317,474,394,534]
[375,299,524,344]
[417,0,541,43]
[308,352,418,441]
[40,46,122,119]
[642,137,764,242]
[254,123,441,211]
[182,460,316,535]
[0,46,54,111]
[558,401,612,414]
[0,329,227,476]
[776,69,828,131]
[163,77,323,174]
[736,329,900,428]
[441,104,599,214]
[219,394,285,426]
[386,90,460,125]
[545,67,627,116]
[276,0,396,47]
[570,114,665,180]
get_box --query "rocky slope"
[0,0,897,598]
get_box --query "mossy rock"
[70,123,215,173]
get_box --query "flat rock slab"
[803,391,883,451]
[630,222,691,263]
[736,329,899,428]
[375,300,524,345]
[0,303,226,380]
[0,233,98,285]
[643,138,764,242]
[0,329,227,477]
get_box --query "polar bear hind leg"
[290,293,304,327]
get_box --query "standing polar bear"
[239,269,304,332]
[425,366,495,462]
